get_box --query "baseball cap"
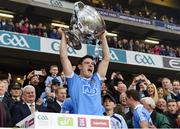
[52,78,61,85]
[103,93,116,103]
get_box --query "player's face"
[79,58,95,78]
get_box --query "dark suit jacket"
[46,100,61,113]
[0,102,12,127]
[11,103,42,126]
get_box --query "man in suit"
[46,87,67,113]
[141,97,171,128]
[11,85,42,126]
[0,81,12,127]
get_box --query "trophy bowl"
[65,1,106,50]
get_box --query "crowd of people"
[0,17,60,39]
[1,16,180,58]
[73,0,180,25]
[0,65,180,128]
[0,28,180,128]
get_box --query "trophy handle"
[74,1,85,14]
[65,30,82,50]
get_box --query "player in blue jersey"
[126,90,155,128]
[58,28,110,115]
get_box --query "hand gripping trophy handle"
[64,1,106,50]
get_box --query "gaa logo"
[37,115,48,120]
[0,33,30,48]
[135,54,155,65]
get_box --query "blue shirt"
[61,98,74,114]
[66,72,104,115]
[133,104,153,128]
[45,76,63,87]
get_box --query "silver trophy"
[65,1,106,50]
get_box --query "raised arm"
[58,28,73,76]
[97,32,110,78]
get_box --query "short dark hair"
[50,65,58,69]
[55,87,66,95]
[79,55,94,64]
[126,90,139,101]
[167,99,177,103]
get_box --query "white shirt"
[56,100,63,107]
[26,102,35,112]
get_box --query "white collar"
[56,100,63,106]
[26,102,35,107]
[79,75,92,80]
[134,103,143,110]
[0,95,4,98]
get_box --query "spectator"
[46,87,67,113]
[21,22,29,34]
[23,70,46,100]
[157,87,165,99]
[126,90,154,128]
[40,78,61,110]
[165,99,178,128]
[14,23,22,33]
[122,39,129,50]
[50,28,59,39]
[167,80,180,101]
[1,18,6,30]
[34,23,43,36]
[114,92,129,116]
[101,81,112,97]
[128,39,134,51]
[11,85,42,126]
[141,97,171,128]
[160,45,166,56]
[114,3,123,13]
[59,28,110,115]
[161,77,172,100]
[0,18,2,30]
[147,83,158,103]
[0,82,11,127]
[4,19,15,32]
[153,45,160,55]
[42,25,48,37]
[156,98,167,113]
[8,82,22,110]
[103,93,128,129]
[61,97,74,114]
[28,24,34,35]
[133,40,140,52]
[45,65,62,96]
[109,72,126,103]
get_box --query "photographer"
[108,72,127,103]
[23,69,47,100]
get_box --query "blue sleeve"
[45,76,51,87]
[66,72,79,97]
[93,73,103,88]
[137,108,148,123]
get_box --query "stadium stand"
[0,0,179,128]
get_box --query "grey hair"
[141,97,156,109]
[22,85,35,93]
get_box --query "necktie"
[30,104,35,113]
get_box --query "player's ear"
[78,64,82,70]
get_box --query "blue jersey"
[66,72,104,115]
[61,98,74,114]
[133,104,153,128]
